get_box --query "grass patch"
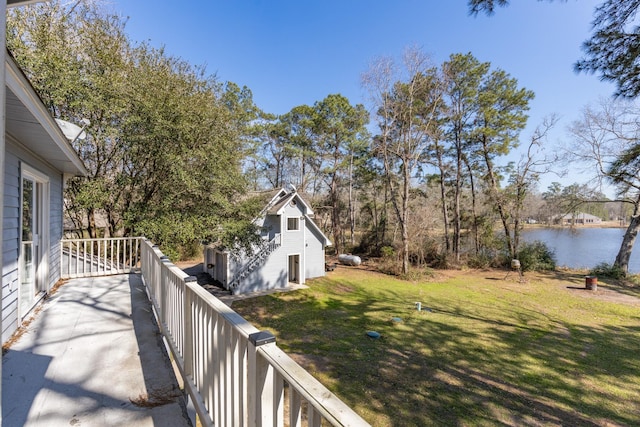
[232,267,640,426]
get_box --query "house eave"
[7,0,43,7]
[266,192,315,216]
[5,51,87,176]
[267,193,296,215]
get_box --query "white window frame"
[287,217,299,231]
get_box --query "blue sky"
[110,0,613,192]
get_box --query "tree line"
[249,48,548,275]
[8,1,263,259]
[8,0,640,274]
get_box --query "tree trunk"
[371,189,380,251]
[87,208,97,239]
[438,171,450,252]
[465,158,479,254]
[512,184,527,257]
[299,151,305,192]
[453,146,462,262]
[107,209,118,238]
[331,178,342,256]
[401,162,410,275]
[381,181,389,251]
[482,137,515,259]
[348,152,355,246]
[434,140,450,252]
[614,198,640,274]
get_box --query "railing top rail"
[182,268,262,338]
[259,344,370,427]
[140,238,370,426]
[62,237,141,242]
[152,246,263,339]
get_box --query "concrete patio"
[2,274,192,426]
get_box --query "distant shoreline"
[524,220,626,229]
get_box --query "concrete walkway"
[2,274,192,427]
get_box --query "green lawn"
[231,267,640,427]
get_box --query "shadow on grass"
[232,273,640,427]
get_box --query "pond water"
[521,227,640,273]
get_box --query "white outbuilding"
[204,186,332,295]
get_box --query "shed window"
[287,217,299,231]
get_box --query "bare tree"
[568,98,640,273]
[506,115,559,256]
[363,47,445,274]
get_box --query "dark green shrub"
[428,252,449,269]
[467,251,494,269]
[516,240,556,272]
[380,246,395,259]
[400,267,435,281]
[590,262,626,279]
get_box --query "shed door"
[288,254,300,283]
[215,252,227,286]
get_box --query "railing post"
[135,238,371,427]
[160,256,171,326]
[289,389,302,427]
[183,276,197,380]
[248,331,277,427]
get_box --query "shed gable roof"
[262,186,331,246]
[264,187,314,216]
[305,213,332,247]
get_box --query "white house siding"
[260,214,281,241]
[281,202,306,281]
[49,171,63,287]
[2,139,64,342]
[2,150,20,342]
[234,248,289,294]
[233,203,312,294]
[304,223,326,279]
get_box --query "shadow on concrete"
[2,274,192,426]
[2,350,51,426]
[128,274,193,426]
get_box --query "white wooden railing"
[60,237,142,278]
[140,239,370,427]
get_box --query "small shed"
[204,186,331,295]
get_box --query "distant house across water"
[557,212,602,225]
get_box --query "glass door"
[20,176,37,317]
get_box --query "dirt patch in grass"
[288,352,332,376]
[566,284,640,306]
[532,269,640,306]
[428,267,640,306]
